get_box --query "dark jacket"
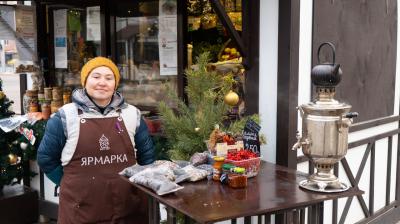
[37,89,155,185]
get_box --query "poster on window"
[158,0,177,76]
[86,6,100,41]
[53,9,67,68]
[15,6,36,61]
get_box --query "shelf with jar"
[23,86,72,120]
[188,12,242,32]
[187,0,242,31]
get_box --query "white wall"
[259,0,279,164]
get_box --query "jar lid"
[213,156,225,162]
[233,167,245,174]
[26,89,38,97]
[222,164,235,170]
[52,86,62,91]
[63,87,72,93]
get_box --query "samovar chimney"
[292,42,358,192]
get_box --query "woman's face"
[85,66,116,107]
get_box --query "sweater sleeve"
[134,117,155,165]
[37,112,66,185]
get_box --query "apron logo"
[99,134,110,151]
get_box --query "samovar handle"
[339,112,359,132]
[345,112,358,119]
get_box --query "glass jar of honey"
[212,156,225,181]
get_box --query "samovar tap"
[292,131,310,151]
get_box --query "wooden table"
[124,162,363,224]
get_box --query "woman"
[37,57,155,223]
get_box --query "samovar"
[292,42,358,193]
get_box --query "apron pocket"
[61,176,114,223]
[110,177,149,219]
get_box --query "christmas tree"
[158,52,236,160]
[0,78,42,189]
[0,78,23,189]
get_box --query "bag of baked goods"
[130,171,183,195]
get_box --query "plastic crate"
[225,157,261,178]
[144,116,161,134]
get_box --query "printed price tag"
[18,126,36,145]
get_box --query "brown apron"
[58,114,148,224]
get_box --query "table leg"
[293,209,300,224]
[244,216,251,224]
[309,205,316,224]
[166,206,176,224]
[257,215,262,224]
[285,211,292,223]
[308,203,324,224]
[264,214,271,224]
[275,213,284,223]
[300,208,305,224]
[184,214,196,224]
[317,202,324,224]
[148,196,160,224]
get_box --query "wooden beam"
[276,0,300,168]
[242,0,260,114]
[177,0,187,101]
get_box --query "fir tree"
[0,78,23,188]
[0,78,43,190]
[158,52,236,160]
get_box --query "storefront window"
[0,40,17,73]
[112,0,178,109]
[187,0,245,116]
[52,6,101,88]
[0,5,37,73]
[187,0,242,62]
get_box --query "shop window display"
[0,4,37,74]
[187,0,245,117]
[112,0,178,109]
[187,0,242,62]
[53,6,101,89]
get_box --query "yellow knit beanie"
[80,57,120,89]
